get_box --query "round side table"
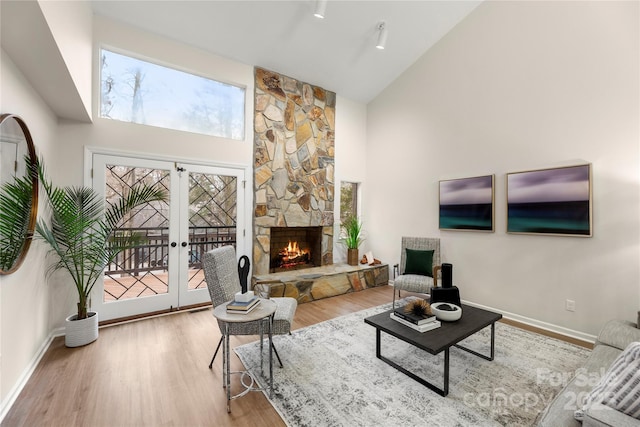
[213,299,276,413]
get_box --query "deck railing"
[106,225,236,276]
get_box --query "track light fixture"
[314,0,327,19]
[376,22,388,50]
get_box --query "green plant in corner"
[36,160,167,320]
[341,215,364,250]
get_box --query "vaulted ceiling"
[91,1,482,103]
[1,1,482,122]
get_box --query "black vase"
[442,263,453,288]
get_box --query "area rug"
[235,300,590,426]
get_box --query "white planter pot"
[65,312,99,347]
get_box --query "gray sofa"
[537,320,640,426]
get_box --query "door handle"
[181,242,188,247]
[171,242,177,248]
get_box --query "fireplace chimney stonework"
[253,68,336,276]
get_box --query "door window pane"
[187,171,237,290]
[103,165,171,302]
[100,49,245,140]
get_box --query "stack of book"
[390,305,441,332]
[226,296,260,314]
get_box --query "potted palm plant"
[36,161,166,347]
[341,215,364,266]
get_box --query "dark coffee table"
[364,304,502,396]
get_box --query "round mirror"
[0,114,38,275]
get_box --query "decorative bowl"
[431,302,462,322]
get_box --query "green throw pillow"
[404,249,434,277]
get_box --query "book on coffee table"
[393,306,437,325]
[390,313,441,332]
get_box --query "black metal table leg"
[443,349,449,396]
[375,329,450,396]
[209,336,224,369]
[454,322,497,361]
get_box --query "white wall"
[366,1,639,338]
[334,95,368,262]
[0,48,61,415]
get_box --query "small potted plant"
[36,161,167,347]
[341,215,364,266]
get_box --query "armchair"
[203,246,297,369]
[393,237,441,308]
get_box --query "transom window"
[100,49,245,140]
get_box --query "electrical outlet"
[566,299,576,312]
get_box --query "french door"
[92,154,245,321]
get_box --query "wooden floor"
[3,286,591,427]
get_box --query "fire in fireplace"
[274,241,310,269]
[270,226,322,272]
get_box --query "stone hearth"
[252,263,389,304]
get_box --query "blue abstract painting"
[439,175,494,231]
[507,164,592,236]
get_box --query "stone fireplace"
[253,67,336,275]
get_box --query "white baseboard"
[389,281,597,344]
[461,300,597,344]
[0,327,64,423]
